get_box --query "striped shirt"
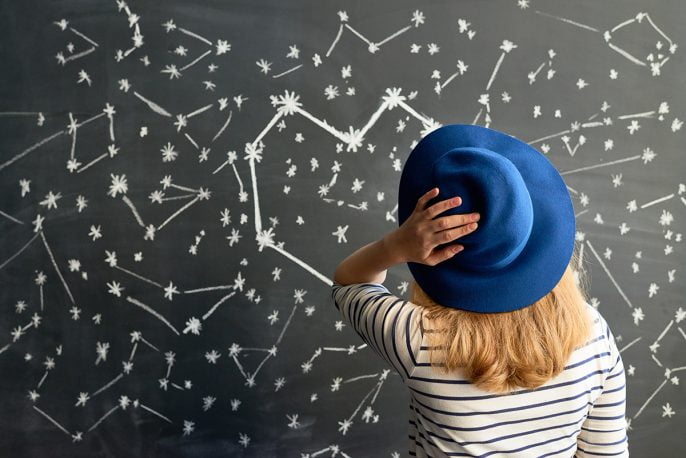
[331,282,628,457]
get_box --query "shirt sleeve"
[330,281,423,381]
[576,315,629,457]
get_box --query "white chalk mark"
[486,52,506,91]
[157,196,201,230]
[75,112,107,128]
[617,111,656,120]
[76,152,110,173]
[376,25,412,47]
[202,292,237,320]
[343,373,379,384]
[586,240,633,310]
[369,376,386,404]
[528,129,571,145]
[246,112,285,234]
[272,64,303,79]
[267,242,332,286]
[170,183,200,193]
[212,110,233,142]
[184,133,199,149]
[0,130,64,172]
[69,27,99,47]
[633,379,668,419]
[133,91,172,117]
[140,403,173,423]
[656,320,674,344]
[607,42,645,66]
[275,304,298,346]
[231,354,249,379]
[0,231,39,270]
[533,10,600,32]
[0,111,43,116]
[231,163,245,195]
[186,104,213,118]
[344,24,371,45]
[178,27,212,45]
[560,155,642,176]
[122,196,146,227]
[619,336,641,353]
[185,285,237,293]
[343,372,388,425]
[141,337,160,352]
[611,18,635,33]
[180,49,212,71]
[250,351,274,380]
[396,99,434,127]
[651,354,663,367]
[113,264,163,288]
[37,371,49,389]
[326,24,345,57]
[126,296,180,335]
[88,404,120,432]
[129,342,138,361]
[40,231,76,305]
[62,47,97,63]
[91,373,124,398]
[33,405,71,435]
[640,193,674,209]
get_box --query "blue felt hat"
[398,124,575,313]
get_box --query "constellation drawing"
[0,2,684,456]
[532,10,677,76]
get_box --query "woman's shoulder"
[578,301,621,359]
[582,301,613,335]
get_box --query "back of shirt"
[331,282,628,457]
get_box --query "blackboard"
[1,0,684,456]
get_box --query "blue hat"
[398,124,575,313]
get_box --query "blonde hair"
[411,247,592,394]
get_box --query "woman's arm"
[332,187,480,286]
[332,234,405,286]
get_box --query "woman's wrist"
[381,230,408,266]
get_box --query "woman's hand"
[384,187,480,266]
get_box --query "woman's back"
[407,302,627,457]
[331,282,628,457]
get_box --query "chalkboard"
[1,0,684,456]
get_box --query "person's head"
[410,246,592,394]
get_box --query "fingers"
[425,244,464,266]
[425,193,462,219]
[414,187,440,212]
[431,212,480,232]
[432,220,478,245]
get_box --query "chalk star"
[332,225,349,243]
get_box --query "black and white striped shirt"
[331,282,628,457]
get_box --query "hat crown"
[429,146,534,272]
[397,123,575,312]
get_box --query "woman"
[332,124,628,457]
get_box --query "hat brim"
[398,124,575,313]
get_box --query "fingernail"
[469,222,478,230]
[472,213,480,221]
[454,245,463,253]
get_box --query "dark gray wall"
[1,0,684,456]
